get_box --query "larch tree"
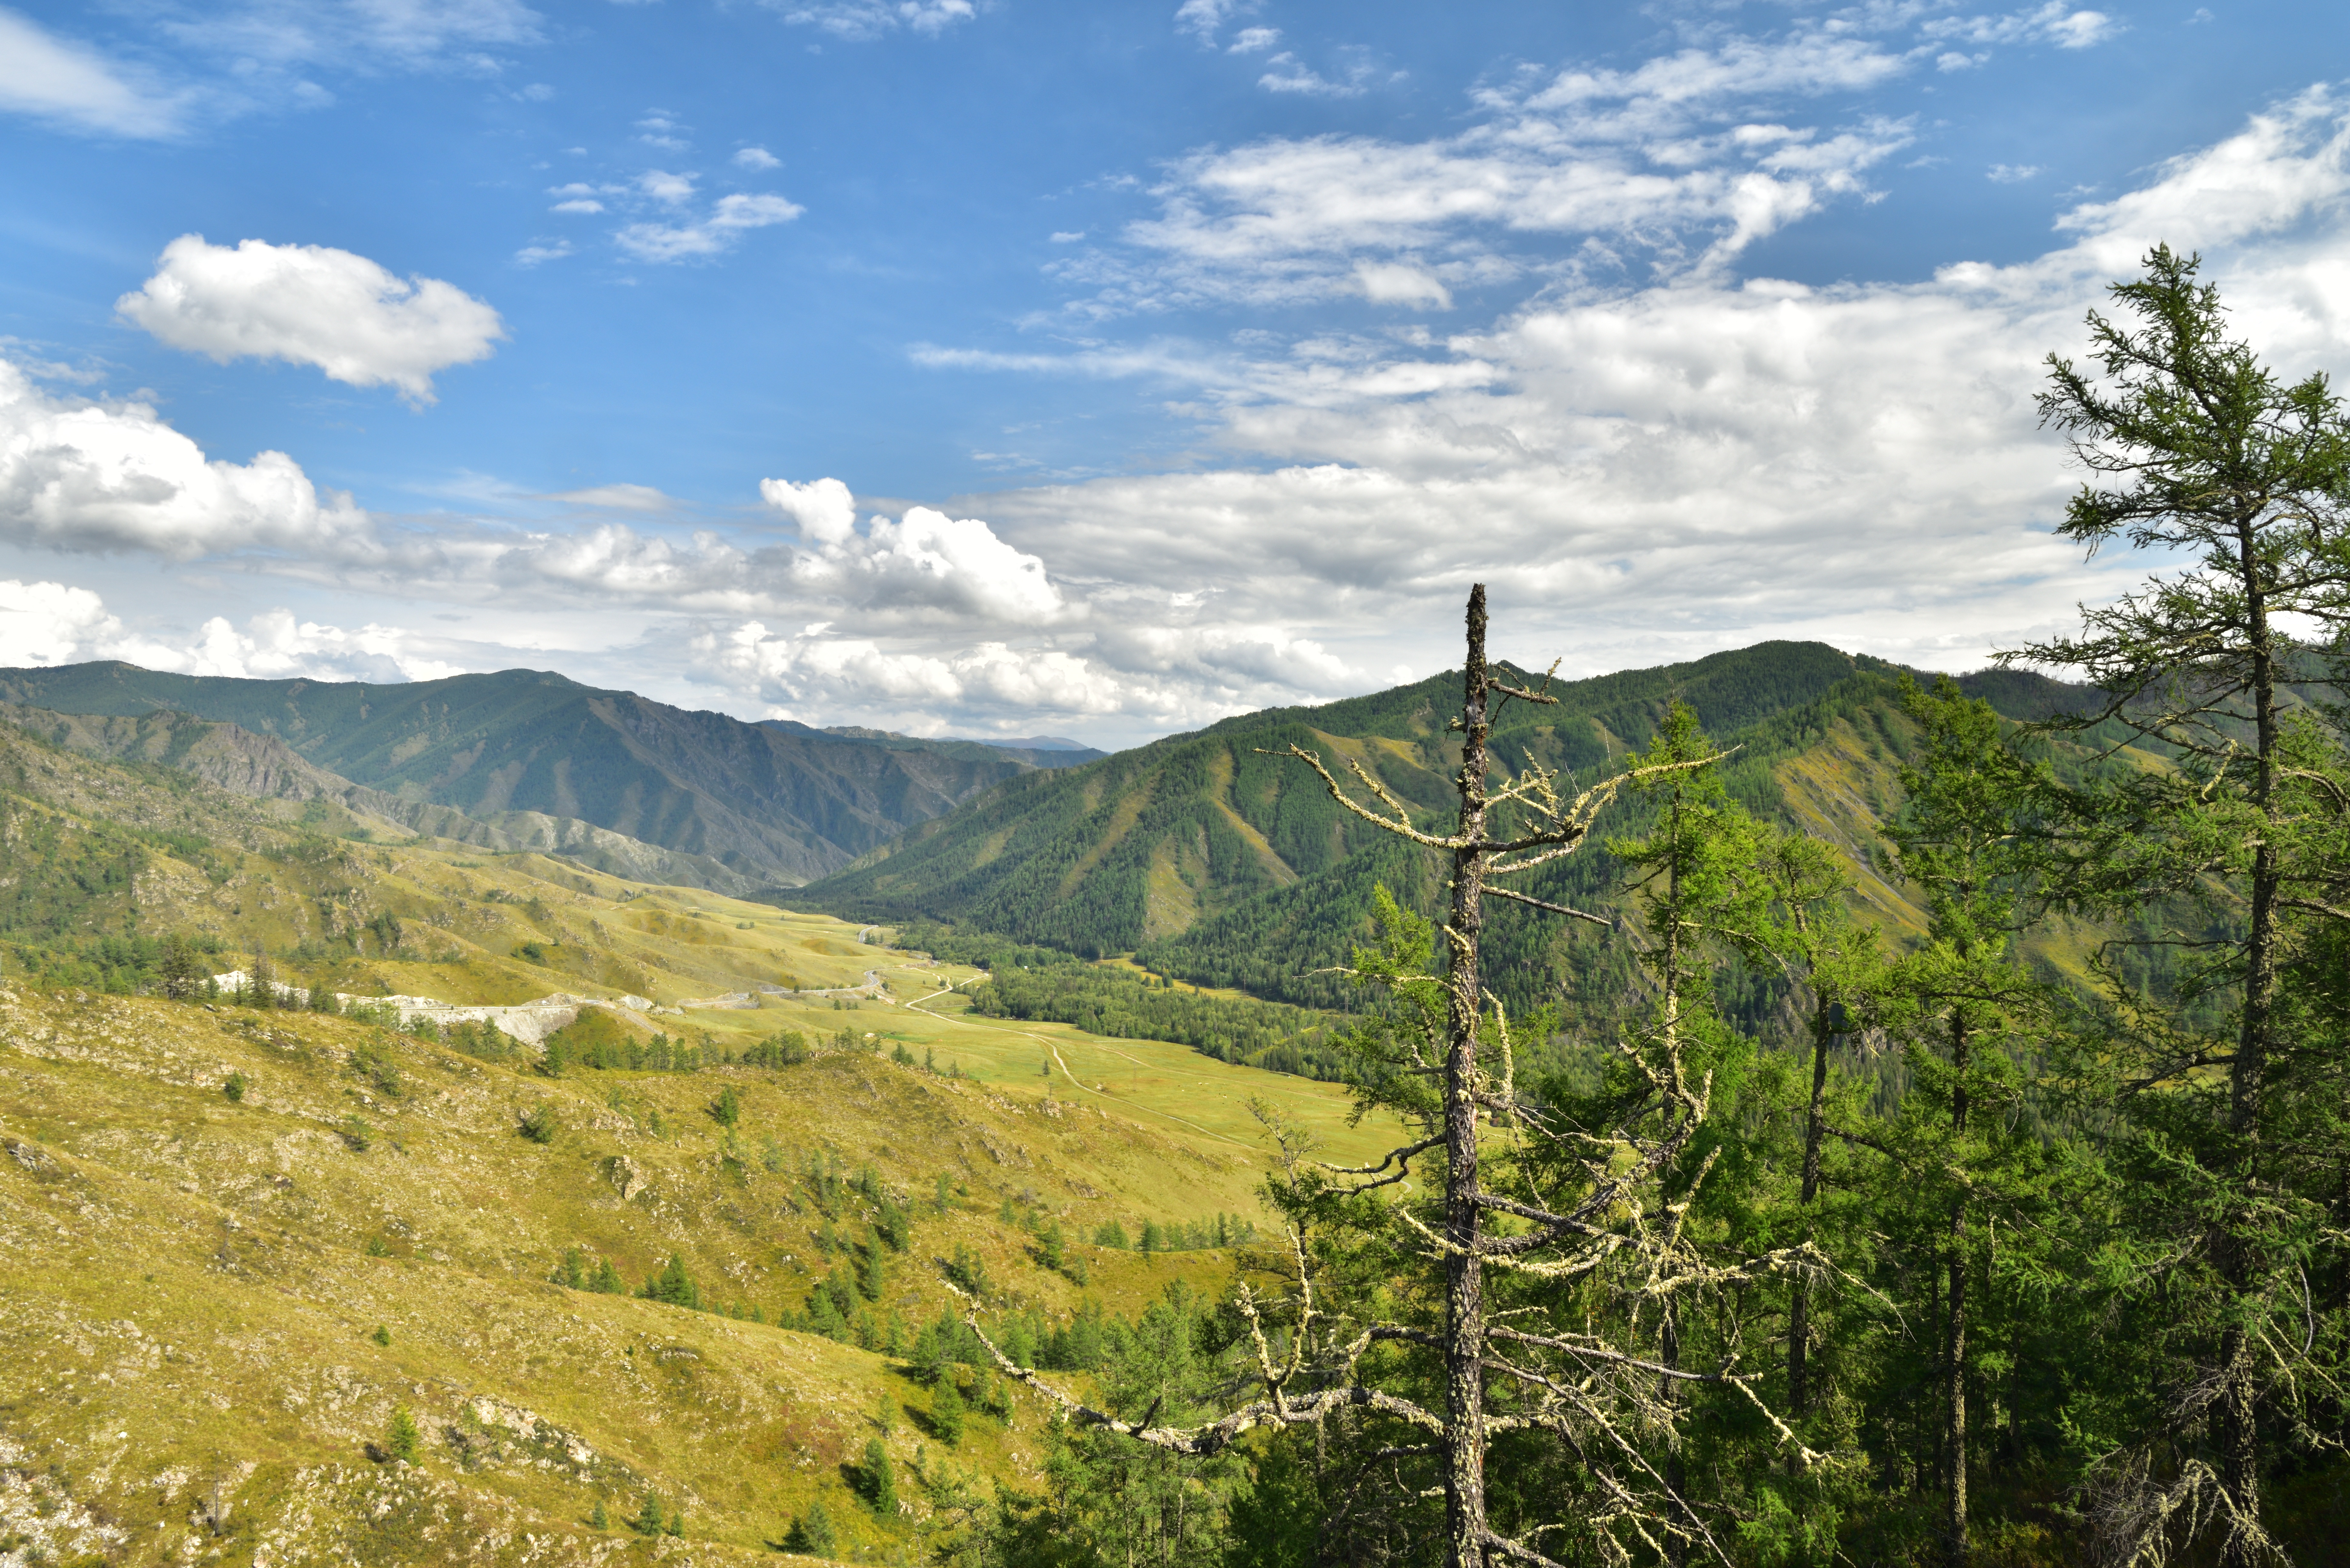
[2013,244,2350,1567]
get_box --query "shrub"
[590,1499,609,1530]
[710,1086,740,1127]
[341,1115,373,1152]
[518,1103,559,1144]
[372,1324,391,1346]
[1093,1219,1129,1249]
[222,1071,247,1104]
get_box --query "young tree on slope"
[973,587,1820,1567]
[2012,245,2350,1567]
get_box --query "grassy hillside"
[0,700,1401,1565]
[0,663,1071,889]
[0,982,1300,1566]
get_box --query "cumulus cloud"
[762,479,1069,624]
[0,356,377,559]
[734,145,781,170]
[699,622,1126,720]
[759,476,857,546]
[184,607,464,682]
[616,192,805,262]
[0,8,186,137]
[0,578,177,668]
[117,235,504,403]
[0,579,454,682]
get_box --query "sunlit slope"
[798,653,2126,1019]
[0,984,1294,1567]
[798,643,1879,947]
[0,709,1392,1168]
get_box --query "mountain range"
[0,662,1100,892]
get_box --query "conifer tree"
[931,1376,965,1445]
[864,1437,895,1513]
[2015,245,2350,1567]
[387,1406,419,1463]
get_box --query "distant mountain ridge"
[790,641,2112,1014]
[0,662,1072,889]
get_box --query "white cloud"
[1058,31,1916,315]
[1988,163,2041,182]
[0,578,173,668]
[1258,56,1359,98]
[636,112,690,151]
[1174,0,1249,45]
[0,579,454,682]
[759,476,858,545]
[1049,230,1086,244]
[1355,261,1452,308]
[616,192,805,262]
[700,622,1126,719]
[0,8,186,137]
[734,145,782,170]
[515,240,575,266]
[1228,26,1279,54]
[117,235,504,404]
[637,169,697,203]
[767,0,977,41]
[549,483,677,511]
[551,198,605,214]
[185,607,464,682]
[1924,3,2120,51]
[0,356,377,560]
[763,479,1069,624]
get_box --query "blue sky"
[2,0,2347,746]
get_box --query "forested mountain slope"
[0,663,1073,888]
[797,643,2121,1017]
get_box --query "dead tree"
[973,585,1820,1567]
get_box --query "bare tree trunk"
[1789,1004,1831,1415]
[1945,1015,1970,1568]
[1444,584,1493,1567]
